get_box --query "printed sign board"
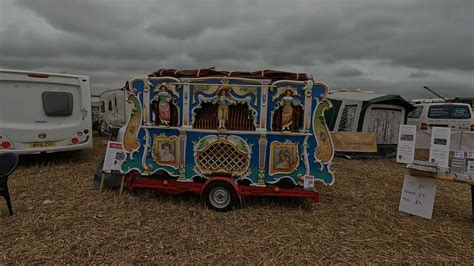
[331,132,377,153]
[103,141,125,173]
[468,161,474,173]
[429,127,451,168]
[467,151,474,159]
[399,175,437,219]
[303,175,315,190]
[397,125,416,164]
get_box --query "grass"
[0,137,473,264]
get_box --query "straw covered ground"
[1,137,473,264]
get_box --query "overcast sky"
[1,0,473,99]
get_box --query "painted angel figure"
[280,89,300,131]
[212,85,235,130]
[155,84,172,126]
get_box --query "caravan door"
[363,104,404,144]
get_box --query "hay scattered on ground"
[1,137,473,264]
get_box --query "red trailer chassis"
[124,175,319,206]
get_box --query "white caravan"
[0,69,93,154]
[98,88,131,137]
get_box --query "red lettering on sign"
[109,143,123,149]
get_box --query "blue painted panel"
[121,76,335,187]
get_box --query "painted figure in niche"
[212,85,235,130]
[151,84,179,127]
[275,149,291,170]
[272,89,303,132]
[280,89,300,131]
[159,142,175,162]
[157,85,172,126]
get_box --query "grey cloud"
[1,0,473,98]
[408,71,433,78]
[334,67,365,77]
[327,75,472,100]
[16,0,140,39]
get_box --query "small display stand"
[433,175,474,220]
[100,141,126,195]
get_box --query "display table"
[433,175,473,220]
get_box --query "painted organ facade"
[121,70,335,187]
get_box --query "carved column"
[182,82,191,128]
[256,134,267,187]
[303,80,313,131]
[177,130,187,182]
[143,78,151,126]
[258,81,269,131]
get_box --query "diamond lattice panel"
[197,142,247,175]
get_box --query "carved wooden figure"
[272,89,303,132]
[212,85,235,130]
[151,84,179,127]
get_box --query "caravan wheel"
[203,181,238,212]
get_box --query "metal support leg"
[471,185,473,221]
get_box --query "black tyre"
[202,181,239,212]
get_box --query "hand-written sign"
[399,175,437,219]
[331,132,377,153]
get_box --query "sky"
[0,0,473,99]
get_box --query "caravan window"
[338,104,357,131]
[42,92,73,117]
[408,106,423,118]
[428,104,471,119]
[100,101,105,113]
[108,100,113,111]
[114,97,117,108]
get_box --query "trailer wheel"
[203,181,238,212]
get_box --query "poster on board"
[397,125,417,164]
[451,151,466,175]
[429,127,451,168]
[303,175,315,190]
[103,141,125,173]
[399,175,437,219]
[468,160,474,174]
[467,151,474,175]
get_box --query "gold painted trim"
[152,135,179,169]
[269,141,299,176]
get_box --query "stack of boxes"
[451,151,467,179]
[467,152,474,180]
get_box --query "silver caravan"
[0,69,93,154]
[98,88,132,137]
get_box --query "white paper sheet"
[397,125,417,164]
[399,175,437,219]
[103,141,125,173]
[429,127,451,168]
